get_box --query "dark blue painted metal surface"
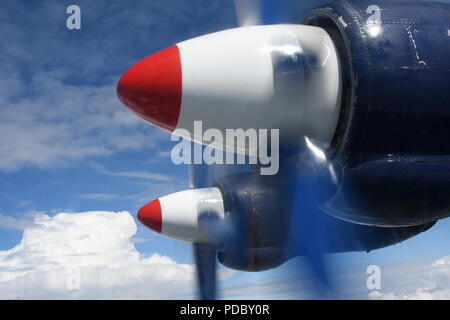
[318,0,450,161]
[191,0,450,262]
[304,0,450,226]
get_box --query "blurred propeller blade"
[233,0,261,26]
[193,242,217,300]
[234,0,290,26]
[193,211,229,300]
[280,137,340,297]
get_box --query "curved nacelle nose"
[138,188,225,242]
[117,25,342,153]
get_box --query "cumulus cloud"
[369,256,450,300]
[0,211,197,299]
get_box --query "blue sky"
[0,0,238,253]
[1,0,450,299]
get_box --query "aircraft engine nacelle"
[137,169,438,271]
[302,0,450,226]
[138,173,289,271]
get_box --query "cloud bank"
[0,211,196,299]
[3,209,450,300]
[370,256,450,300]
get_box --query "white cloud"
[369,256,450,300]
[77,193,119,201]
[0,7,163,172]
[0,71,165,172]
[15,200,31,208]
[0,214,36,230]
[0,211,197,299]
[0,0,236,173]
[73,183,187,215]
[94,165,174,182]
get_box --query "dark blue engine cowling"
[213,172,435,271]
[304,0,450,226]
[203,143,438,270]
